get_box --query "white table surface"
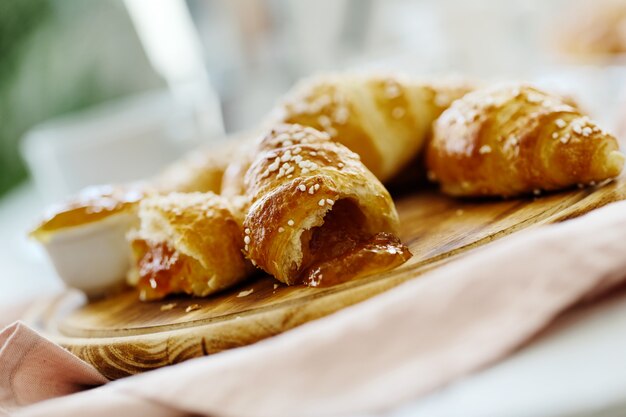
[2,182,626,417]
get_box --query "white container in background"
[20,89,223,204]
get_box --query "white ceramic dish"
[36,211,138,299]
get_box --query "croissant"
[241,124,411,286]
[266,73,474,183]
[153,138,251,194]
[127,192,253,300]
[426,84,625,197]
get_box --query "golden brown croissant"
[266,73,474,183]
[153,138,251,194]
[241,124,411,286]
[127,192,253,300]
[426,84,625,197]
[553,0,626,59]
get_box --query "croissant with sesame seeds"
[242,124,412,286]
[126,192,254,301]
[266,73,474,183]
[425,84,625,197]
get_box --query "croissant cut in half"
[127,192,253,300]
[426,83,625,197]
[242,124,411,287]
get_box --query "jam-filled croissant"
[127,192,253,300]
[242,124,412,286]
[426,84,625,197]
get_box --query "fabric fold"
[0,322,107,414]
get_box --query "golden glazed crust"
[242,124,404,285]
[153,142,243,194]
[426,84,625,197]
[127,192,253,300]
[267,73,474,183]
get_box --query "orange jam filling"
[131,239,208,301]
[33,185,144,235]
[299,199,411,287]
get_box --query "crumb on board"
[273,284,279,290]
[237,289,254,298]
[185,304,201,313]
[160,303,177,311]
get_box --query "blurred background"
[1,0,625,304]
[1,1,626,415]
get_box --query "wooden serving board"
[26,177,626,380]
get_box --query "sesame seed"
[185,304,200,313]
[244,228,251,234]
[338,162,344,168]
[267,158,280,173]
[385,83,401,99]
[278,227,285,233]
[237,289,254,298]
[287,219,295,226]
[319,199,326,206]
[478,145,492,154]
[314,184,320,190]
[244,236,251,244]
[391,107,405,119]
[298,184,306,192]
[281,152,292,162]
[326,199,334,205]
[318,115,331,127]
[333,107,349,124]
[555,119,566,128]
[308,186,315,194]
[552,132,559,139]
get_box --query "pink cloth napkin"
[3,200,626,417]
[0,322,107,416]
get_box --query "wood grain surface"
[27,177,626,380]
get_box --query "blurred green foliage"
[0,0,162,198]
[0,0,51,197]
